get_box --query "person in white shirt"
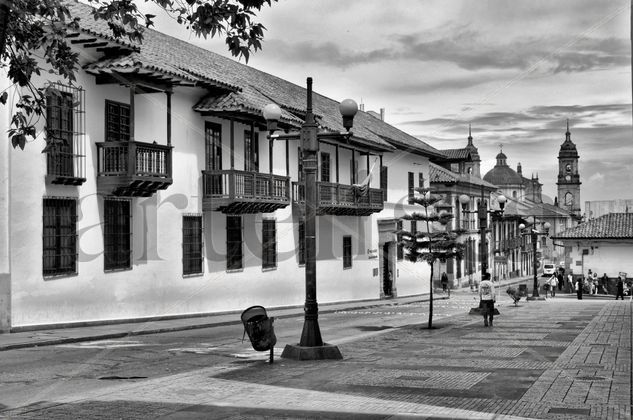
[549,275,558,297]
[478,274,496,327]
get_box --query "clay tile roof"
[429,163,496,188]
[64,1,456,154]
[552,213,633,239]
[440,148,471,160]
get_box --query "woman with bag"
[478,274,496,327]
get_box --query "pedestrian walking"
[557,271,564,292]
[576,276,583,300]
[468,272,475,292]
[600,273,609,294]
[549,275,558,297]
[478,274,496,327]
[615,276,625,300]
[567,273,574,293]
[441,272,449,296]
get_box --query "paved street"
[0,279,631,419]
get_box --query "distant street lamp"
[459,187,506,280]
[264,77,357,360]
[519,221,551,300]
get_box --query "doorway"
[382,242,393,297]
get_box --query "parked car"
[543,263,556,276]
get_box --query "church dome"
[483,150,523,185]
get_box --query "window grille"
[103,198,132,271]
[45,82,86,182]
[226,215,243,270]
[244,129,259,172]
[42,198,77,276]
[380,166,388,201]
[205,122,223,194]
[408,172,414,204]
[320,152,330,182]
[183,215,203,275]
[105,100,131,142]
[262,219,276,269]
[298,219,305,265]
[343,235,352,268]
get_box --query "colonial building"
[0,1,447,331]
[483,145,577,278]
[551,213,633,281]
[430,128,498,287]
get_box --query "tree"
[0,0,277,150]
[397,187,465,329]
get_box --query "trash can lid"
[241,305,268,324]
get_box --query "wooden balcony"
[96,141,172,197]
[202,170,291,214]
[292,181,384,216]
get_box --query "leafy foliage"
[397,187,465,329]
[1,0,277,149]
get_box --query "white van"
[543,263,556,276]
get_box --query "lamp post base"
[526,296,547,301]
[281,343,343,360]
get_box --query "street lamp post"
[459,186,506,281]
[263,77,357,360]
[519,221,551,300]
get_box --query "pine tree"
[397,187,465,329]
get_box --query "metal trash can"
[241,305,277,363]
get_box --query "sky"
[141,0,633,207]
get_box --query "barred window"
[46,83,86,182]
[105,100,130,142]
[262,219,277,269]
[244,129,259,172]
[320,152,330,182]
[380,165,388,201]
[226,215,242,270]
[343,235,352,269]
[297,219,305,265]
[183,215,203,275]
[43,198,77,276]
[104,199,131,271]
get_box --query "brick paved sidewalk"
[3,284,631,419]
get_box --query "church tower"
[463,125,481,177]
[557,120,581,218]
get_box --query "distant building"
[552,213,633,280]
[585,199,633,220]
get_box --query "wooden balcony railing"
[96,141,172,197]
[202,169,290,214]
[292,181,384,216]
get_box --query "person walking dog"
[478,274,496,327]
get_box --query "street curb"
[0,278,533,352]
[0,295,449,352]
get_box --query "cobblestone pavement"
[1,290,631,419]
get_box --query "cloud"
[264,30,629,76]
[588,172,605,182]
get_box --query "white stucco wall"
[5,58,435,328]
[567,240,633,278]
